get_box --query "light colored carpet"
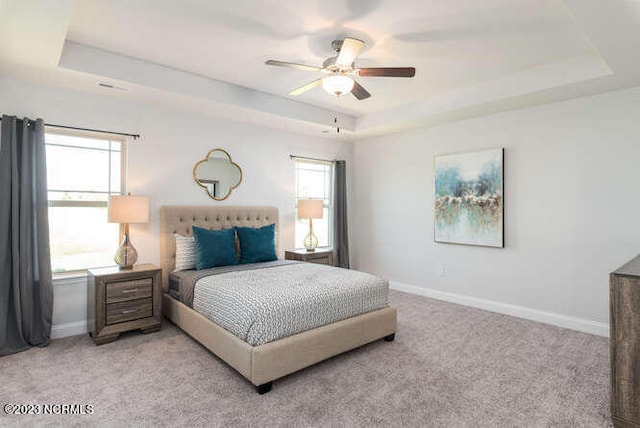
[0,290,611,427]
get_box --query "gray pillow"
[173,234,196,271]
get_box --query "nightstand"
[284,248,335,266]
[88,263,162,345]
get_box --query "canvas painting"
[434,148,504,247]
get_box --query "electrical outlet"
[436,264,445,276]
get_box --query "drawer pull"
[121,288,138,294]
[121,309,137,315]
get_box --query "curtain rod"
[0,116,140,140]
[289,154,336,163]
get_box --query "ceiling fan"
[265,38,416,100]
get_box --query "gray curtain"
[0,115,53,357]
[333,160,350,268]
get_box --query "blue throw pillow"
[192,226,238,269]
[235,223,278,264]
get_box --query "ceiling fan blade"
[358,67,416,77]
[336,37,364,67]
[289,79,322,96]
[265,60,321,72]
[351,81,371,100]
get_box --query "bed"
[160,205,397,393]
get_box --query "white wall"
[352,86,640,334]
[4,75,640,339]
[0,77,352,337]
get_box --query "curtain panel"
[333,160,350,269]
[0,115,53,357]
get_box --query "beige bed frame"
[160,206,397,393]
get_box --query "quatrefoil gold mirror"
[193,148,242,200]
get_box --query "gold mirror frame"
[193,148,243,201]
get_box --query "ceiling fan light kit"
[322,75,355,97]
[266,37,416,100]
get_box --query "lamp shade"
[108,195,149,224]
[298,199,323,219]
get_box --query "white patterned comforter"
[192,262,389,346]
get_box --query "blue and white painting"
[434,148,504,247]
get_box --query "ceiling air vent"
[98,82,129,91]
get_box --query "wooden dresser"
[285,248,334,266]
[610,255,640,427]
[88,264,162,345]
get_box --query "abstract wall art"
[434,148,504,247]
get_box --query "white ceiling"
[2,0,640,137]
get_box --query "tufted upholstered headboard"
[159,205,279,291]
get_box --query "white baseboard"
[51,320,88,339]
[389,281,609,337]
[49,282,608,338]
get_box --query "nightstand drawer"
[106,299,152,325]
[307,255,332,265]
[106,278,153,303]
[284,249,335,266]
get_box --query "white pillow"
[174,234,196,271]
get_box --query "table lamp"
[298,199,323,252]
[108,194,149,269]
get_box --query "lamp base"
[114,229,138,269]
[303,231,318,252]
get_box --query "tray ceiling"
[2,0,640,137]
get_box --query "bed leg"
[255,382,272,394]
[383,333,395,342]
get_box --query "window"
[46,130,126,273]
[294,158,334,249]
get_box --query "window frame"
[293,158,334,250]
[45,127,128,275]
